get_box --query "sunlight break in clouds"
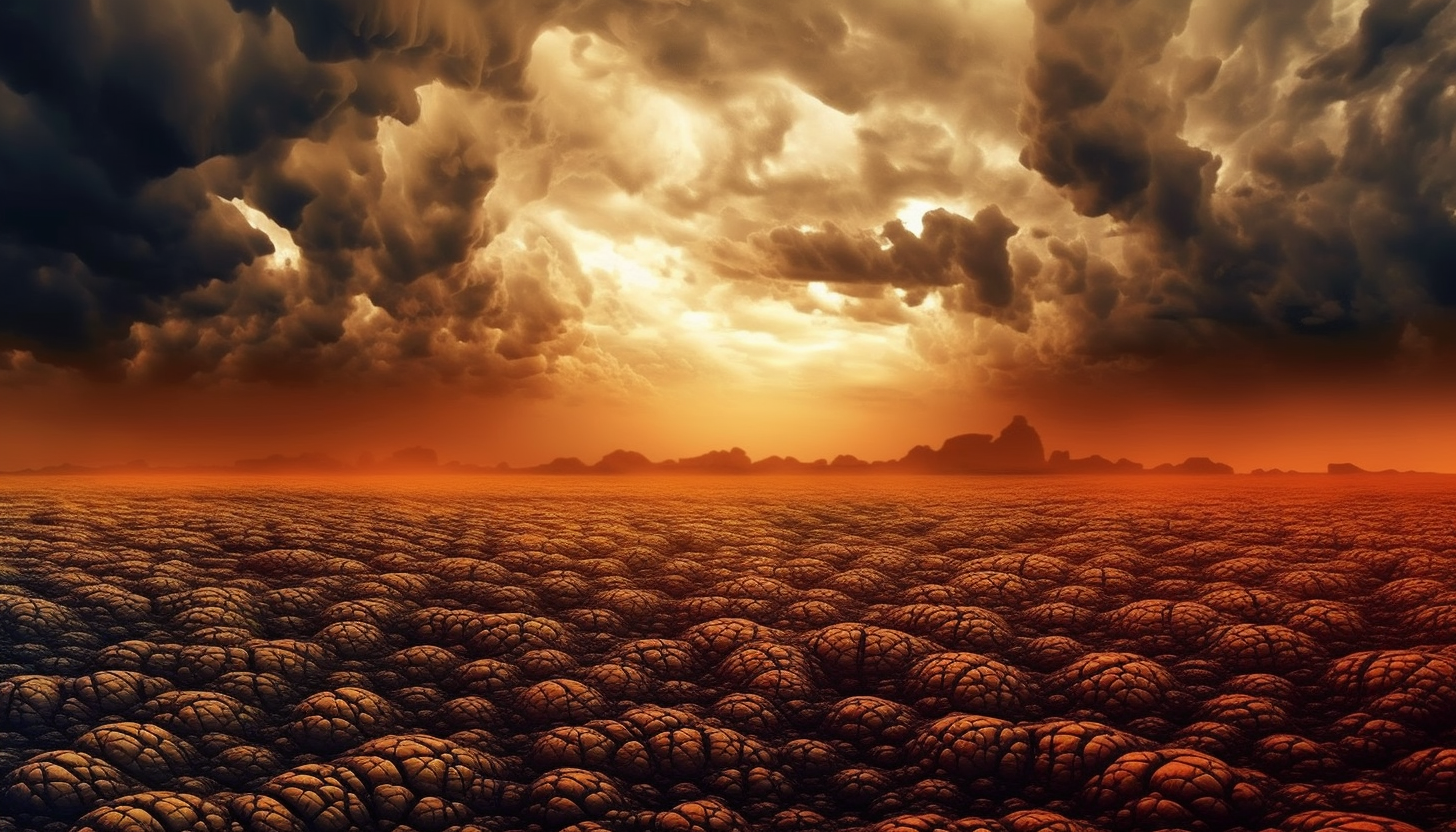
[0,0,1453,470]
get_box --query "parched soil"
[1,475,1453,832]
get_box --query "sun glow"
[228,198,300,268]
[895,199,941,236]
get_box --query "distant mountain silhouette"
[236,447,444,474]
[1151,457,1235,475]
[893,415,1047,473]
[235,452,349,473]
[18,416,1435,476]
[527,447,755,474]
[1327,462,1425,474]
[750,456,830,473]
[594,450,656,474]
[666,447,754,473]
[511,416,1235,476]
[531,457,591,474]
[381,446,440,470]
[1048,451,1145,474]
[3,460,154,476]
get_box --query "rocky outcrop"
[594,450,656,473]
[990,414,1046,471]
[531,457,591,474]
[1152,457,1235,475]
[663,447,753,473]
[900,415,1047,473]
[1048,451,1145,473]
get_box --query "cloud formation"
[0,0,1451,405]
[746,206,1026,323]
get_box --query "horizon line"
[3,417,1448,476]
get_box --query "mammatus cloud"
[0,0,1451,400]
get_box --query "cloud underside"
[1,0,1453,400]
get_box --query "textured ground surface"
[1,475,1454,832]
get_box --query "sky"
[1,0,1454,472]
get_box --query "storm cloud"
[1009,0,1456,379]
[0,0,1451,399]
[753,206,1024,320]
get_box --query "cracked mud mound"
[0,476,1453,832]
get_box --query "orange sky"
[2,376,1451,473]
[1,1,1453,472]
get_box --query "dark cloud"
[0,0,579,382]
[1019,0,1213,237]
[1248,139,1336,191]
[752,206,1023,318]
[250,0,560,92]
[1,0,1032,388]
[0,79,273,367]
[1010,0,1456,382]
[0,0,1452,398]
[0,1,335,366]
[890,208,1022,310]
[1042,238,1123,321]
[1303,0,1451,82]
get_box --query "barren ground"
[1,476,1453,832]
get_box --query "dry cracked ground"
[1,476,1454,832]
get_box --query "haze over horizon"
[2,1,1454,472]
[5,411,1452,476]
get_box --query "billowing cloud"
[744,206,1025,322]
[1004,0,1456,382]
[0,0,1451,417]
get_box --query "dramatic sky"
[2,0,1454,471]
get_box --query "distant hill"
[1328,462,1430,475]
[381,446,440,471]
[510,415,1236,476]
[894,415,1047,473]
[1152,457,1235,475]
[24,416,1434,476]
[235,452,349,473]
[1048,451,1145,474]
[594,450,656,474]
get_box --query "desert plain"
[1,475,1453,832]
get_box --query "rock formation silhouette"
[1152,457,1235,475]
[1048,451,1145,473]
[5,416,1265,476]
[594,450,656,474]
[898,415,1047,473]
[235,452,349,473]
